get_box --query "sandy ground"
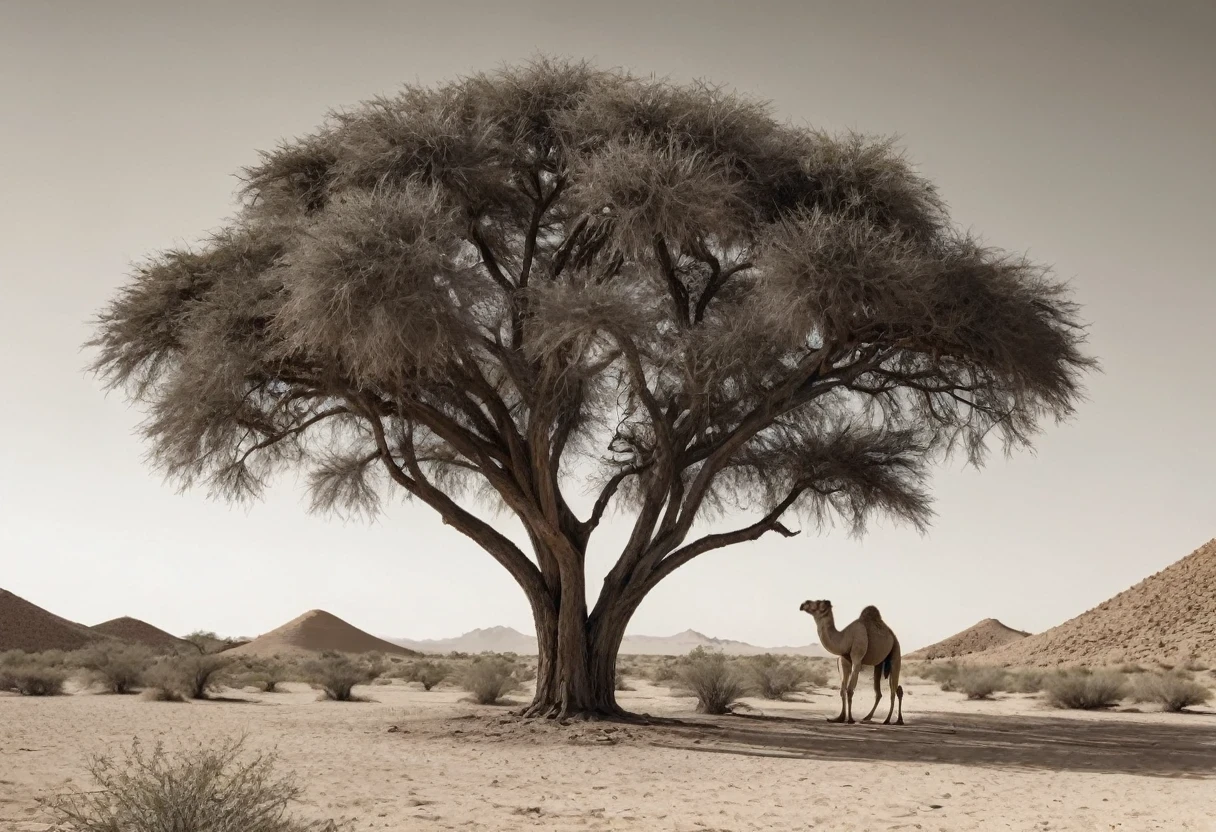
[2,678,1215,832]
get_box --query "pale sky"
[2,1,1213,652]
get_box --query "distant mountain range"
[385,625,828,657]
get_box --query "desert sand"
[3,676,1215,831]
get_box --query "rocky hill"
[906,618,1030,660]
[980,538,1216,667]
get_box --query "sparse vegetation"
[1130,671,1211,712]
[145,654,231,700]
[408,660,450,691]
[4,663,67,696]
[614,671,633,692]
[42,736,340,832]
[1044,670,1127,710]
[306,655,376,701]
[461,656,520,705]
[954,666,1007,700]
[677,648,749,715]
[1001,669,1045,694]
[745,654,812,700]
[75,643,153,694]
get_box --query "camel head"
[799,599,832,620]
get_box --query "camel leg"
[828,656,851,723]
[884,652,904,725]
[844,656,864,724]
[860,664,882,723]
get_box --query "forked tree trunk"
[522,589,634,720]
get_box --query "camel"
[800,599,904,725]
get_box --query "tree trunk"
[522,584,632,720]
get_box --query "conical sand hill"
[907,618,1030,660]
[229,610,422,657]
[0,588,107,652]
[91,616,189,651]
[981,538,1216,668]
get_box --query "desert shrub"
[745,654,811,699]
[75,644,153,694]
[954,666,1007,700]
[1119,663,1147,675]
[306,655,375,701]
[409,660,450,691]
[6,664,67,696]
[231,659,288,693]
[649,659,680,684]
[461,656,520,705]
[1130,672,1212,712]
[677,648,749,715]
[362,651,388,680]
[1001,669,1045,694]
[1044,670,1126,710]
[917,661,962,691]
[804,661,832,688]
[42,736,340,832]
[614,671,634,692]
[147,654,231,700]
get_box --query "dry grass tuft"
[1129,671,1211,712]
[1044,670,1127,710]
[676,648,749,714]
[461,656,521,705]
[41,736,341,831]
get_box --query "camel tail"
[882,652,893,679]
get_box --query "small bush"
[1044,670,1127,710]
[461,657,520,705]
[1002,669,1045,694]
[42,736,340,832]
[614,671,634,692]
[677,648,749,715]
[306,655,375,701]
[75,644,153,695]
[1130,672,1212,712]
[745,655,811,700]
[147,654,230,700]
[917,661,962,691]
[954,666,1006,700]
[650,660,680,684]
[409,660,450,691]
[7,664,67,696]
[140,685,185,702]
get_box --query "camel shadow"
[644,710,1216,779]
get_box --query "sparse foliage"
[1044,670,1126,710]
[1130,671,1211,713]
[306,655,376,701]
[3,663,67,696]
[954,666,1006,700]
[408,660,450,691]
[151,654,231,700]
[91,58,1094,717]
[745,654,812,699]
[75,644,154,694]
[461,656,521,705]
[42,736,340,832]
[677,648,749,714]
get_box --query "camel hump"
[860,605,883,622]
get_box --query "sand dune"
[230,609,422,657]
[981,538,1216,667]
[90,616,189,651]
[0,588,106,653]
[907,618,1030,660]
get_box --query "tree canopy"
[92,58,1093,717]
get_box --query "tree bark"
[522,579,633,720]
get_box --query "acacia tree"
[92,60,1093,719]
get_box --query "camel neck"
[815,613,848,655]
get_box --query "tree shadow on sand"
[645,711,1216,779]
